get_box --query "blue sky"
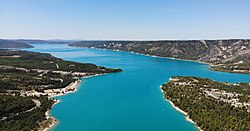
[0,0,249,40]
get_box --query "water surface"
[26,44,250,131]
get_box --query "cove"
[26,44,250,131]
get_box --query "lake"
[26,44,250,131]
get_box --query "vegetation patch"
[161,76,250,131]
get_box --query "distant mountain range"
[69,39,250,74]
[0,39,33,48]
[14,39,69,44]
[0,39,70,49]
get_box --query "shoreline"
[40,73,106,131]
[41,99,60,131]
[160,86,203,131]
[113,49,250,74]
[128,50,209,65]
[46,79,82,98]
[73,47,210,65]
[79,46,250,74]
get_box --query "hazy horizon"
[1,0,249,40]
[2,38,250,41]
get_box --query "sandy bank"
[40,74,105,131]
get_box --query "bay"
[26,44,250,131]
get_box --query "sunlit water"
[25,44,250,131]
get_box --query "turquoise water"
[26,44,250,131]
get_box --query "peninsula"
[0,49,122,131]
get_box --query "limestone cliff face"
[70,39,250,73]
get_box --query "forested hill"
[69,39,250,74]
[0,39,33,48]
[0,49,121,73]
